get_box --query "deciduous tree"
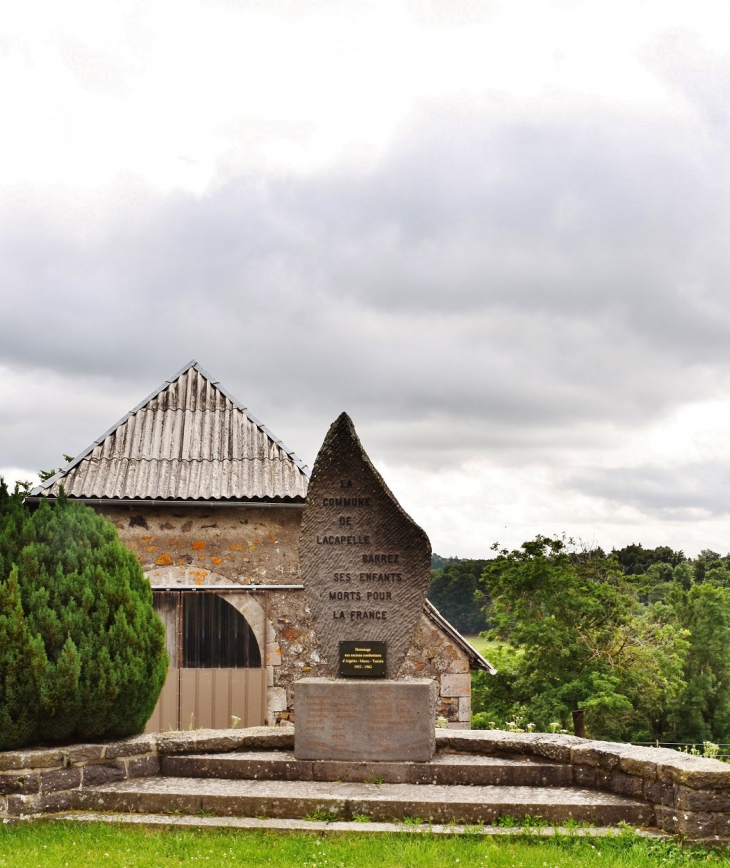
[477,536,688,741]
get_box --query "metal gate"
[145,589,267,732]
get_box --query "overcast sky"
[3,0,730,558]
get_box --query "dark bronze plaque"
[339,641,387,678]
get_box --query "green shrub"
[0,565,46,749]
[0,483,168,749]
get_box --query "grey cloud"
[0,366,140,476]
[4,81,730,475]
[566,462,730,520]
[644,28,730,133]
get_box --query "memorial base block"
[294,678,437,762]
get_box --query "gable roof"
[30,360,310,503]
[424,600,497,674]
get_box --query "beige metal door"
[145,590,266,732]
[179,668,266,730]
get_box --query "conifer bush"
[0,482,168,749]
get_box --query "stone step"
[161,751,574,787]
[75,777,654,827]
[56,811,670,838]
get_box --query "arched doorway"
[146,587,267,732]
[182,592,261,668]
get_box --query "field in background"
[463,634,494,655]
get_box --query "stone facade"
[93,501,474,728]
[100,503,303,585]
[400,614,472,728]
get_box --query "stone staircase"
[74,745,654,828]
[8,728,730,841]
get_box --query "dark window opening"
[182,593,261,668]
[152,591,262,669]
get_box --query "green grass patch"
[462,635,500,656]
[0,820,727,867]
[303,809,341,822]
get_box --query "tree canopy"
[471,535,730,743]
[428,559,491,634]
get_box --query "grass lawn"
[0,822,727,867]
[462,634,497,656]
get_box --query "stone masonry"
[93,502,474,727]
[4,728,730,842]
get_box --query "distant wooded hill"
[428,544,730,636]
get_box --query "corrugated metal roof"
[31,360,310,502]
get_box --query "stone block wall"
[399,613,473,728]
[437,729,730,843]
[0,729,289,819]
[0,735,160,817]
[6,728,730,842]
[97,503,326,726]
[97,504,304,586]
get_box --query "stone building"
[28,360,493,730]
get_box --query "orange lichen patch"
[226,555,233,561]
[192,540,206,550]
[211,556,222,566]
[229,544,244,552]
[155,553,173,566]
[191,570,208,585]
[282,628,300,641]
[268,534,275,542]
[141,535,153,542]
[145,546,157,552]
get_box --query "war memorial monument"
[295,412,437,762]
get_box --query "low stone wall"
[3,727,730,842]
[437,730,730,842]
[0,728,290,819]
[0,736,159,818]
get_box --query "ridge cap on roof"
[29,360,310,497]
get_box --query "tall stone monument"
[295,413,436,762]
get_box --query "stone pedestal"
[294,678,436,762]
